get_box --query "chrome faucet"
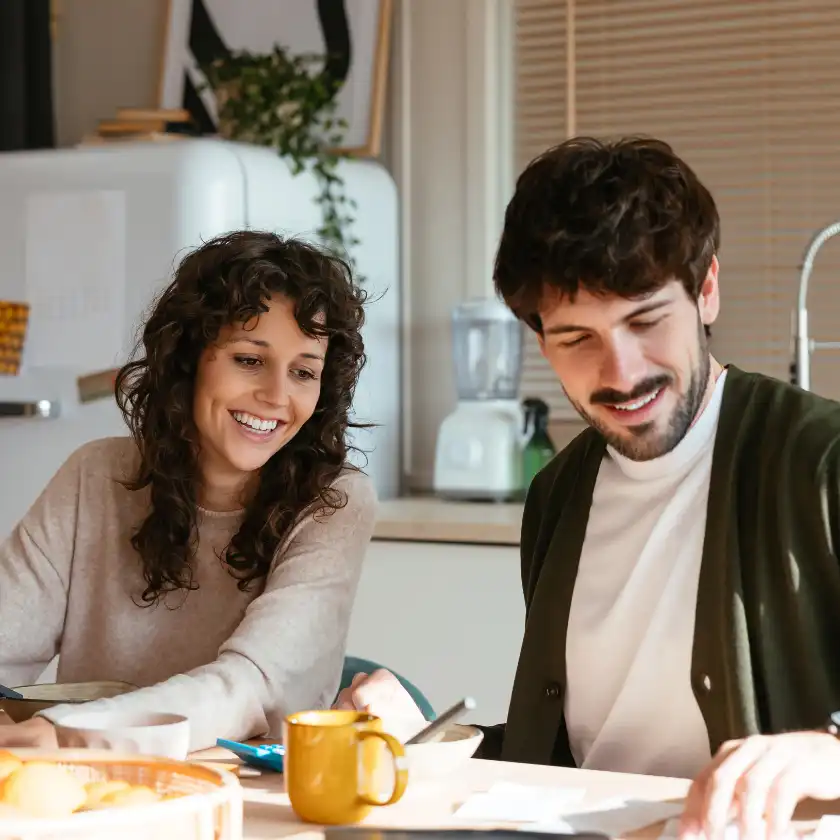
[792,221,840,390]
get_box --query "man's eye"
[561,335,588,348]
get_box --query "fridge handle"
[0,400,59,419]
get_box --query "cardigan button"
[694,672,712,693]
[544,681,562,699]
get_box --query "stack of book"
[76,368,121,404]
[79,108,200,146]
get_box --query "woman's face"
[193,294,327,492]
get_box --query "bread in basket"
[0,749,242,840]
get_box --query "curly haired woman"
[0,230,377,751]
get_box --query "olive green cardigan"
[478,365,840,765]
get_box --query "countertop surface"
[373,496,523,546]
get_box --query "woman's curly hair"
[115,230,367,604]
[494,136,720,335]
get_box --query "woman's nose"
[255,372,290,408]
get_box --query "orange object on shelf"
[0,301,29,376]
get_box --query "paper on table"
[532,797,684,837]
[659,819,733,840]
[454,783,682,836]
[813,815,840,839]
[454,782,587,824]
[658,816,812,840]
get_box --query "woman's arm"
[40,471,377,751]
[0,449,81,686]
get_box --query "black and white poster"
[158,0,392,156]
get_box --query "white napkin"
[453,782,587,824]
[453,782,682,835]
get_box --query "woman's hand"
[0,712,58,748]
[680,731,840,840]
[333,669,429,742]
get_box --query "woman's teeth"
[612,388,661,411]
[232,411,278,433]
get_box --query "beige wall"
[391,0,517,489]
[52,0,168,146]
[51,0,505,491]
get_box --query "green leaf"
[201,43,364,285]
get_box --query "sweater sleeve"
[0,448,82,687]
[41,471,377,751]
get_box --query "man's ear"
[698,254,721,330]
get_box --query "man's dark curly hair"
[494,136,719,336]
[115,230,367,605]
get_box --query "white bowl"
[404,724,483,780]
[54,711,191,761]
[0,681,136,722]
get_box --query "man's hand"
[680,731,840,840]
[333,669,428,742]
[0,712,58,748]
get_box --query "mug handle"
[356,730,409,807]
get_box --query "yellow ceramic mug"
[283,710,408,825]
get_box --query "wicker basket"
[0,750,243,840]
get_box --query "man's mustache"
[590,375,671,406]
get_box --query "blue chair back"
[339,656,436,721]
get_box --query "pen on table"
[405,697,476,746]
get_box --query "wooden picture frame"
[157,0,393,158]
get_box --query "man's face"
[537,262,720,461]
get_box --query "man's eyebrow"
[543,300,670,335]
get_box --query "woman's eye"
[234,355,262,368]
[294,368,317,381]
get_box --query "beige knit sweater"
[0,437,376,750]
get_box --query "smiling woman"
[196,305,328,478]
[0,230,377,752]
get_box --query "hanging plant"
[201,46,361,278]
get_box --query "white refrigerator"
[0,138,401,540]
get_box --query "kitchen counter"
[373,496,523,546]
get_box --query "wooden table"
[192,748,840,840]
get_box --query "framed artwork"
[157,0,393,157]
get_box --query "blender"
[433,298,524,501]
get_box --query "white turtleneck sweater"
[564,369,728,779]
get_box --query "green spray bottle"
[522,397,556,491]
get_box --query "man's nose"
[598,336,647,395]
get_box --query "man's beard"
[565,324,711,462]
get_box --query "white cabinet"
[346,539,525,726]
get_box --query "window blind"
[514,0,840,418]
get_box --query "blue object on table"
[0,684,23,700]
[340,656,437,721]
[216,738,286,772]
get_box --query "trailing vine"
[201,46,361,277]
